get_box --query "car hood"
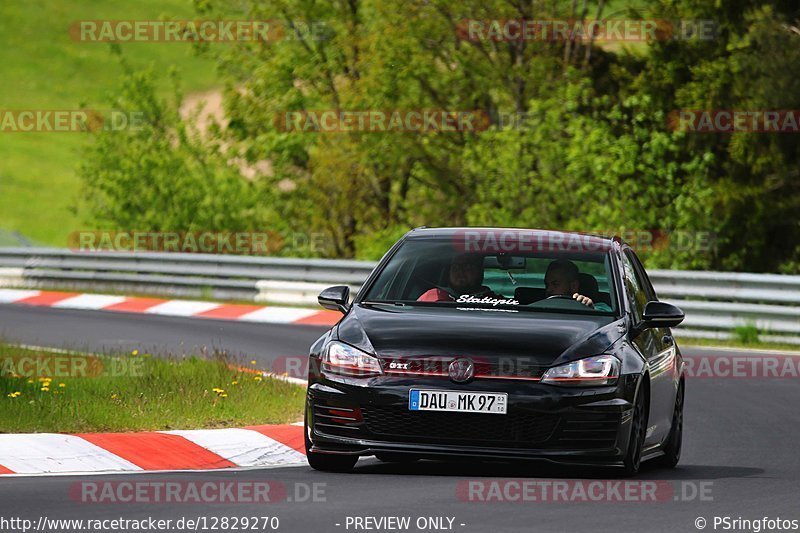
[337,303,624,367]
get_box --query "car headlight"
[540,355,620,386]
[322,341,383,377]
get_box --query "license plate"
[408,389,507,414]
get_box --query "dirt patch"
[180,88,274,180]
[180,87,227,132]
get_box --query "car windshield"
[362,235,618,316]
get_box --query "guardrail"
[0,248,371,303]
[0,248,798,344]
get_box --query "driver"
[417,253,502,302]
[545,259,608,310]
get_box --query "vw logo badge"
[448,358,474,383]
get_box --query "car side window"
[621,251,647,323]
[628,250,657,302]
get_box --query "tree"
[79,50,272,245]
[82,1,800,272]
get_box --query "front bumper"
[305,372,639,465]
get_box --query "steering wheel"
[546,294,575,300]
[467,287,494,297]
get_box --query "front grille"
[314,400,621,452]
[361,406,559,447]
[380,356,547,381]
[551,411,621,450]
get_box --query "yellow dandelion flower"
[41,387,50,392]
[231,380,239,385]
[58,383,66,388]
[26,379,34,384]
[254,375,263,382]
[220,393,228,398]
[111,393,119,399]
[131,349,139,356]
[250,360,257,365]
[212,387,223,393]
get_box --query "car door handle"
[662,335,674,346]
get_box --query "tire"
[375,452,419,463]
[621,386,648,477]
[655,381,684,469]
[304,408,358,472]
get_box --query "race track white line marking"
[51,294,127,310]
[161,428,306,467]
[0,289,41,303]
[144,300,221,317]
[0,463,310,478]
[238,307,318,323]
[0,434,142,474]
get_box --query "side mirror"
[318,285,350,314]
[641,301,684,329]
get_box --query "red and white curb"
[0,289,339,326]
[0,424,307,476]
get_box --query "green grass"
[0,344,305,433]
[0,0,223,246]
[731,324,761,345]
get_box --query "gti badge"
[448,358,474,383]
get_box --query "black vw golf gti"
[304,228,685,475]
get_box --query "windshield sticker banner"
[456,295,519,307]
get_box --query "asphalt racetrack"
[1,304,799,533]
